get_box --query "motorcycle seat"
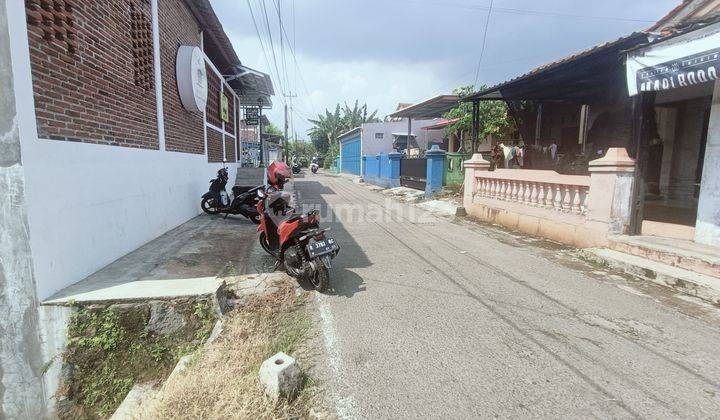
[232,185,261,195]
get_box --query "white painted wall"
[21,140,236,299]
[7,0,239,299]
[696,78,720,246]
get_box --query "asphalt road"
[294,172,720,419]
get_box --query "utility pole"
[283,92,297,164]
[284,102,288,164]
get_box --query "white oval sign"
[176,46,208,113]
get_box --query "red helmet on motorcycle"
[267,160,291,189]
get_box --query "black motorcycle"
[201,168,262,223]
[292,163,301,174]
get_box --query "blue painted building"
[339,127,362,175]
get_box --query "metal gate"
[340,136,361,175]
[400,157,427,190]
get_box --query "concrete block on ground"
[258,352,302,401]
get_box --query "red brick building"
[3,0,274,416]
[8,1,271,318]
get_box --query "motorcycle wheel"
[201,197,220,215]
[258,232,274,256]
[310,263,329,292]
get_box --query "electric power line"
[391,0,656,23]
[246,0,285,106]
[473,0,494,88]
[259,0,286,99]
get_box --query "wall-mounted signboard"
[245,107,260,126]
[626,24,720,96]
[176,46,208,113]
[220,94,229,122]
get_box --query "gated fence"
[400,157,427,191]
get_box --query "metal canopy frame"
[388,95,460,119]
[226,64,275,109]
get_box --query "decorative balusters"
[516,182,523,203]
[544,184,553,208]
[474,176,590,216]
[572,186,581,213]
[561,185,572,212]
[553,185,562,211]
[523,182,532,204]
[531,183,539,206]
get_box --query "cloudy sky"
[210,0,680,137]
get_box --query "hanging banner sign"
[626,24,720,96]
[245,107,260,126]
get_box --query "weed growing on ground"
[140,282,323,419]
[60,300,216,419]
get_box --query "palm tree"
[308,100,381,156]
[308,104,343,152]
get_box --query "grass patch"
[140,281,322,419]
[60,300,216,419]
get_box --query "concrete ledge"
[43,278,224,305]
[609,235,720,278]
[466,201,608,248]
[581,248,720,305]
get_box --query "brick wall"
[159,0,204,154]
[205,64,221,128]
[225,133,236,162]
[207,129,223,162]
[26,0,158,148]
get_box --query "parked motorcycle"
[256,162,338,292]
[200,166,262,223]
[257,190,338,292]
[292,162,302,174]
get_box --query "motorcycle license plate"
[307,237,338,257]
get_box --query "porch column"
[463,153,491,208]
[425,145,446,197]
[471,100,479,153]
[696,79,720,246]
[407,117,412,150]
[587,148,636,235]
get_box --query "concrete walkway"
[300,173,720,419]
[45,214,273,304]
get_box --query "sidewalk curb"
[579,248,720,305]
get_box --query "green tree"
[443,85,514,152]
[286,140,317,166]
[263,122,284,139]
[307,100,380,164]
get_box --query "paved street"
[295,173,720,419]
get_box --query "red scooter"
[256,162,338,292]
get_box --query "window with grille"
[375,133,384,139]
[129,1,154,90]
[26,0,78,55]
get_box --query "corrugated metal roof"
[465,32,648,101]
[338,127,362,141]
[184,0,241,73]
